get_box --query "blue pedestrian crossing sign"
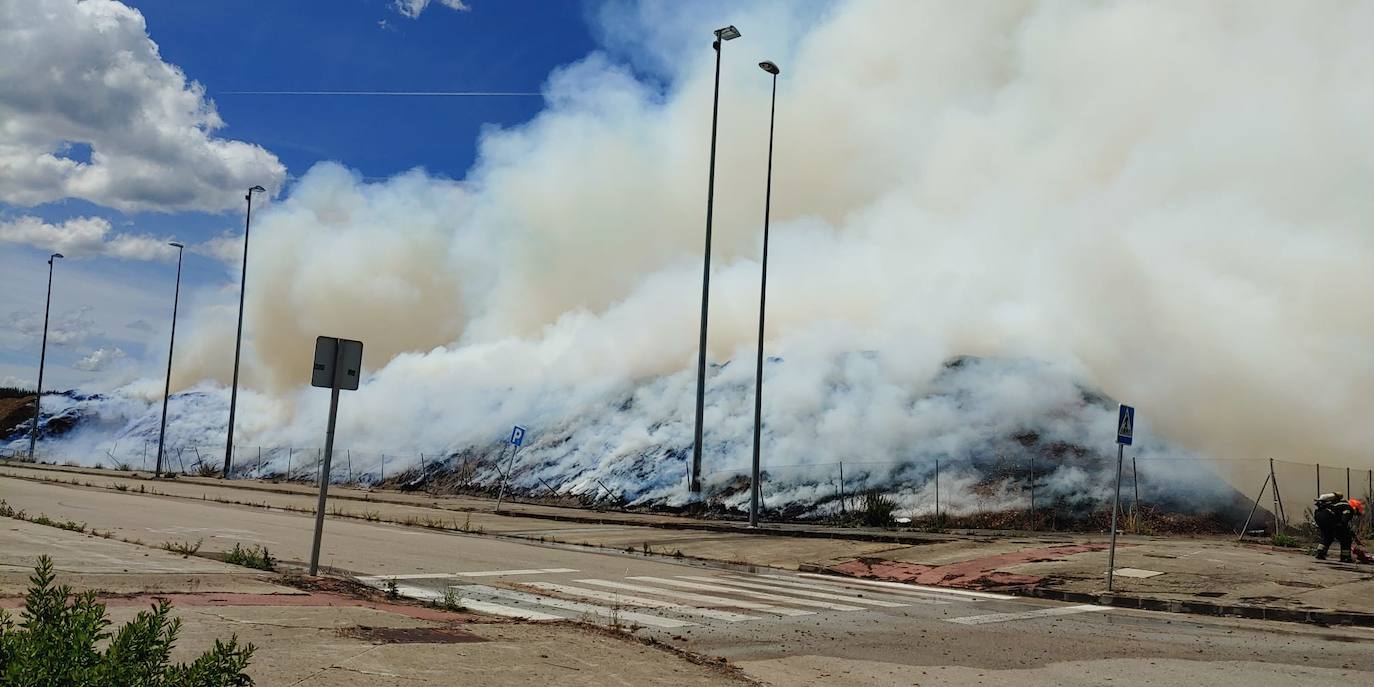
[1116,405,1135,446]
[509,425,527,447]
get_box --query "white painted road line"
[627,576,866,612]
[946,604,1111,625]
[525,582,759,622]
[464,585,696,629]
[391,584,561,620]
[450,568,580,577]
[356,568,578,583]
[697,575,913,608]
[577,579,815,617]
[792,573,1016,600]
[736,574,951,605]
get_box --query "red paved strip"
[829,543,1114,590]
[0,591,475,621]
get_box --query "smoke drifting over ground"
[15,2,1374,497]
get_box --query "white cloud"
[0,215,178,262]
[0,0,285,213]
[392,0,470,20]
[73,347,126,371]
[0,375,31,390]
[6,305,100,347]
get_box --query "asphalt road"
[2,476,1371,686]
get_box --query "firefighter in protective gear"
[1313,493,1361,563]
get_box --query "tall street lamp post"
[749,60,780,528]
[224,184,266,478]
[28,252,63,459]
[691,24,741,495]
[155,242,185,478]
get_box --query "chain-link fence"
[9,440,1373,536]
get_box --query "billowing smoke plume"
[19,1,1374,495]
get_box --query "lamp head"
[714,25,740,41]
[248,185,266,194]
[169,241,184,249]
[759,60,780,75]
[49,253,63,263]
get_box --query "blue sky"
[0,0,606,389]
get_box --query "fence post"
[381,453,385,484]
[287,447,293,481]
[258,446,262,475]
[934,458,941,526]
[1131,456,1140,533]
[317,448,323,484]
[1270,458,1283,532]
[142,441,148,471]
[346,449,352,484]
[838,461,846,515]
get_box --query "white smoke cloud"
[33,0,1374,487]
[0,0,284,212]
[0,216,179,262]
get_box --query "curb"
[798,565,1374,628]
[1,460,944,546]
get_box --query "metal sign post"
[308,336,363,576]
[494,425,527,513]
[1107,403,1134,592]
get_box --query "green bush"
[1272,532,1300,548]
[0,556,254,686]
[860,490,898,528]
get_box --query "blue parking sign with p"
[1116,405,1134,446]
[510,425,526,447]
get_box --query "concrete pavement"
[6,460,1372,623]
[2,474,1372,685]
[0,510,748,686]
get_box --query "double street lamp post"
[224,185,267,478]
[749,60,780,528]
[28,253,63,459]
[690,25,742,495]
[155,242,185,478]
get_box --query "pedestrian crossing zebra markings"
[360,569,1073,628]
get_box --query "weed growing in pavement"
[137,485,146,494]
[0,500,25,519]
[1272,532,1300,548]
[440,587,465,612]
[361,510,381,522]
[0,556,254,684]
[114,484,128,491]
[32,515,86,533]
[223,544,275,571]
[114,462,132,472]
[162,539,203,557]
[193,461,219,478]
[384,578,399,600]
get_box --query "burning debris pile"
[3,355,1254,532]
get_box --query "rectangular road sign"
[510,425,527,447]
[1116,404,1135,446]
[312,336,364,390]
